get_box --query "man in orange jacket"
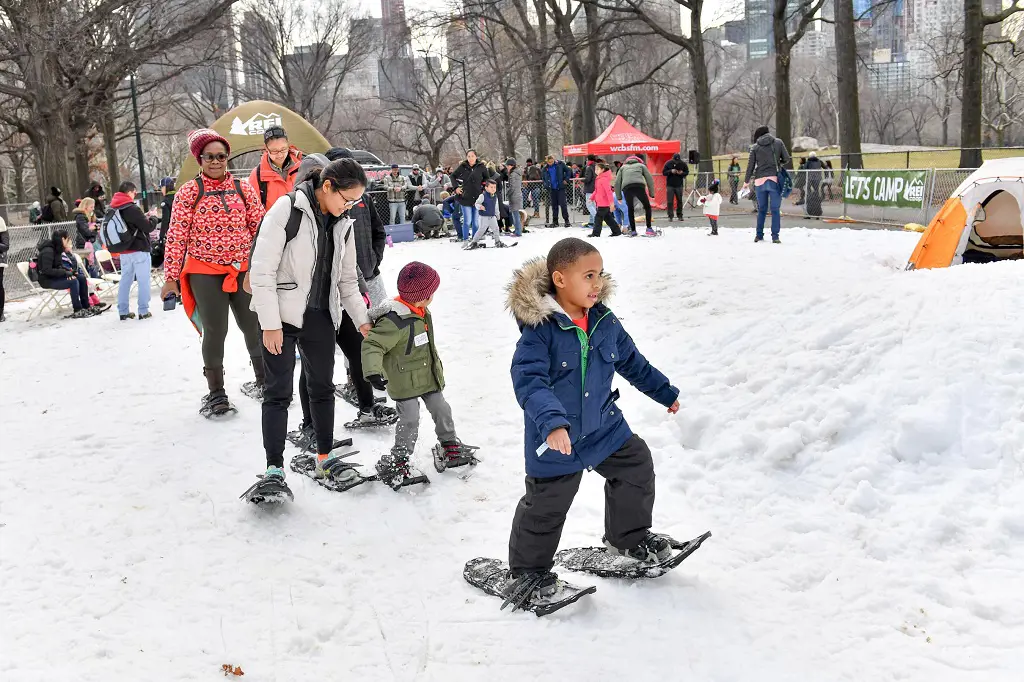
[248,125,303,210]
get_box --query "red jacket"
[592,170,615,208]
[247,148,303,210]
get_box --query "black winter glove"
[367,374,388,391]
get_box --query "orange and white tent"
[908,158,1024,269]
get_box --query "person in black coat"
[662,153,689,221]
[451,150,488,237]
[803,152,824,218]
[85,183,106,218]
[36,230,95,318]
[0,216,9,321]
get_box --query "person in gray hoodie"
[614,155,656,235]
[742,125,791,243]
[506,158,524,236]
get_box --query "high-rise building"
[723,19,747,46]
[746,0,772,59]
[382,0,412,58]
[240,11,276,100]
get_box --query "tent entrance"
[963,190,1024,263]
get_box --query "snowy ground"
[2,226,1023,682]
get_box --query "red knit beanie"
[188,128,231,162]
[397,262,440,303]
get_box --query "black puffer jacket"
[349,197,386,280]
[35,236,74,286]
[451,160,489,207]
[73,211,96,249]
[662,157,689,187]
[745,134,792,183]
[583,162,597,193]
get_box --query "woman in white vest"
[247,157,371,499]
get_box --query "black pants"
[189,272,261,369]
[666,185,684,218]
[590,207,621,237]
[43,275,91,311]
[623,185,653,232]
[549,188,569,226]
[262,308,337,466]
[297,311,373,426]
[0,268,7,318]
[508,435,655,574]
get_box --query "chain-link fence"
[4,221,78,299]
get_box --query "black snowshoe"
[200,390,237,419]
[286,424,349,452]
[555,531,711,579]
[432,440,480,473]
[334,382,386,409]
[463,559,596,617]
[240,469,293,504]
[343,403,399,430]
[240,381,264,401]
[374,449,430,491]
[289,441,374,493]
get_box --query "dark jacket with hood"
[451,160,489,207]
[745,133,792,184]
[109,192,152,253]
[35,236,74,286]
[159,190,176,242]
[45,190,68,223]
[662,155,690,187]
[544,160,569,191]
[804,156,824,184]
[85,184,106,217]
[583,161,597,194]
[507,257,679,478]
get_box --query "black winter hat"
[505,158,517,167]
[50,186,61,197]
[753,125,770,141]
[326,147,352,160]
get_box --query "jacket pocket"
[276,282,298,291]
[600,389,620,413]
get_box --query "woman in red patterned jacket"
[161,129,266,418]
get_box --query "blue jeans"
[44,274,90,311]
[460,204,479,238]
[585,192,597,227]
[755,180,783,240]
[614,196,630,230]
[528,187,540,210]
[118,251,152,316]
[509,207,523,236]
[389,202,405,225]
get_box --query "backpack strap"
[256,166,268,208]
[192,175,205,211]
[283,192,301,243]
[233,178,248,210]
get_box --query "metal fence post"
[923,169,937,225]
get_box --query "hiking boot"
[138,312,152,320]
[120,312,137,320]
[604,531,672,563]
[357,403,398,426]
[772,237,782,244]
[375,448,412,489]
[754,236,764,242]
[265,466,286,482]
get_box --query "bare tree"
[961,0,1024,167]
[982,43,1024,146]
[236,0,373,137]
[770,0,828,154]
[919,20,964,147]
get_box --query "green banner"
[843,169,928,209]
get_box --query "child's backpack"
[100,207,134,253]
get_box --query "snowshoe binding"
[432,440,480,473]
[343,403,399,430]
[334,382,386,408]
[555,531,712,579]
[286,424,350,452]
[463,559,596,617]
[200,389,237,419]
[240,381,264,401]
[374,449,429,491]
[240,467,293,504]
[289,440,373,493]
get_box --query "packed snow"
[2,226,1023,681]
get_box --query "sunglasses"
[201,153,228,163]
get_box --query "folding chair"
[16,262,70,320]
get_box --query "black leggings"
[298,311,374,425]
[623,185,652,232]
[590,207,621,237]
[263,308,337,465]
[188,272,261,369]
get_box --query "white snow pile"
[2,227,1022,681]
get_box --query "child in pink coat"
[588,163,622,238]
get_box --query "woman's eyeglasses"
[201,153,229,163]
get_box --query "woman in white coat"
[248,157,371,493]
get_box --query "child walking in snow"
[701,179,723,235]
[361,262,475,489]
[465,178,507,250]
[588,163,622,238]
[502,237,681,603]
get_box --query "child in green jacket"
[361,261,474,488]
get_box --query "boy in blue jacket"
[504,237,681,599]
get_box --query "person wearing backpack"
[42,187,68,223]
[161,128,267,419]
[106,181,154,321]
[248,157,372,492]
[742,124,791,244]
[247,125,303,211]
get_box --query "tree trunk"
[574,83,599,142]
[0,168,8,222]
[774,45,793,159]
[33,114,73,203]
[960,0,984,168]
[529,58,549,158]
[74,136,91,196]
[689,15,713,174]
[103,109,121,191]
[834,0,863,168]
[12,153,26,203]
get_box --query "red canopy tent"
[562,116,681,209]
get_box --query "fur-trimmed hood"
[505,256,615,327]
[369,297,413,323]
